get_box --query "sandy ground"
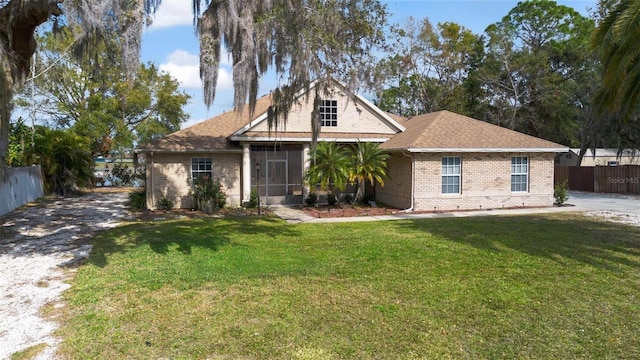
[0,192,130,360]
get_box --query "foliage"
[376,18,484,117]
[327,193,338,206]
[27,126,94,196]
[192,176,227,213]
[360,193,376,206]
[198,0,389,131]
[127,188,147,211]
[0,0,151,172]
[305,142,351,202]
[0,0,390,174]
[349,142,389,202]
[157,193,174,211]
[6,117,32,167]
[60,214,640,358]
[343,193,353,204]
[554,180,569,205]
[592,0,640,121]
[247,188,259,208]
[476,0,596,146]
[15,30,190,157]
[305,192,318,206]
[106,163,134,187]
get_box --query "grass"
[58,213,640,359]
[11,343,47,360]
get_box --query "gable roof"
[381,110,567,153]
[229,78,405,140]
[138,79,406,153]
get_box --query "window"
[511,156,528,192]
[320,99,338,127]
[442,157,461,194]
[191,157,212,182]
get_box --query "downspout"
[400,151,415,213]
[150,152,155,210]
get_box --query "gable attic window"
[191,157,212,182]
[441,156,461,194]
[511,156,528,192]
[320,100,338,127]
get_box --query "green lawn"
[58,213,640,359]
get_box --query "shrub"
[343,193,353,204]
[305,192,318,206]
[360,193,375,205]
[107,163,134,187]
[128,188,147,210]
[554,180,569,205]
[247,188,258,208]
[327,193,338,206]
[192,176,227,213]
[158,194,174,210]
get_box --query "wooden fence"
[554,165,640,194]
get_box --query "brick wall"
[146,152,242,210]
[379,152,555,211]
[376,153,412,209]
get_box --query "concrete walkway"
[271,191,640,224]
[271,197,587,224]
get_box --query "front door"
[266,160,287,205]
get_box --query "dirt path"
[0,192,130,360]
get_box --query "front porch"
[242,143,310,205]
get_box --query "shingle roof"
[137,95,273,153]
[138,95,566,154]
[380,110,567,152]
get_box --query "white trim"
[405,147,568,153]
[231,112,269,136]
[136,149,243,154]
[441,156,461,195]
[242,144,251,204]
[229,136,391,143]
[510,155,529,193]
[352,93,406,132]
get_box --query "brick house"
[136,81,567,211]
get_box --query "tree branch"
[1,0,62,81]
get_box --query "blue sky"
[141,0,597,128]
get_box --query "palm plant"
[592,0,640,120]
[305,141,351,205]
[28,127,94,196]
[350,142,389,203]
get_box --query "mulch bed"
[132,207,271,221]
[301,204,398,218]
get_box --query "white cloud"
[159,49,201,88]
[148,0,193,30]
[159,49,234,90]
[217,68,233,90]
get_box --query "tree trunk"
[0,0,63,172]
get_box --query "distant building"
[556,148,640,167]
